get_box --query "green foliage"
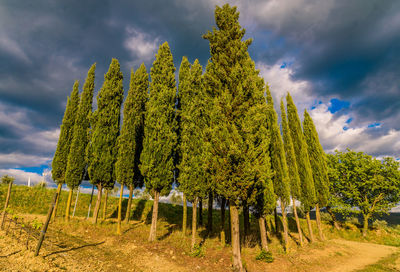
[1,175,14,184]
[116,64,148,188]
[265,86,290,205]
[88,59,124,188]
[30,219,43,230]
[303,110,330,207]
[35,181,47,188]
[65,64,96,190]
[280,99,301,200]
[255,250,274,263]
[203,4,273,206]
[140,42,178,196]
[178,57,209,202]
[52,81,80,185]
[372,219,388,230]
[327,150,400,219]
[190,244,205,257]
[286,93,316,210]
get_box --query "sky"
[1,0,400,186]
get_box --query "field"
[1,184,400,272]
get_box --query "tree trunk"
[281,200,289,252]
[292,197,304,246]
[102,190,108,221]
[72,186,80,218]
[199,198,203,226]
[230,202,243,272]
[149,190,159,242]
[191,197,198,249]
[117,184,124,235]
[259,216,269,252]
[305,211,315,243]
[274,207,280,234]
[227,202,231,244]
[65,189,73,221]
[51,183,62,221]
[207,192,213,234]
[220,197,226,246]
[326,206,340,230]
[182,194,187,236]
[124,185,133,223]
[1,181,13,229]
[92,184,102,224]
[362,213,370,237]
[243,201,250,241]
[315,203,324,240]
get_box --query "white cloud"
[0,153,51,168]
[124,27,160,68]
[23,128,60,154]
[0,168,48,186]
[257,61,312,112]
[310,103,400,157]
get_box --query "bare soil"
[0,214,398,272]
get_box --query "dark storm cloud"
[243,0,400,129]
[0,0,218,168]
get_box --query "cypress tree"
[203,5,273,270]
[140,42,178,242]
[51,80,79,220]
[286,93,316,243]
[178,58,209,249]
[265,86,291,252]
[116,64,148,234]
[303,109,330,240]
[64,64,96,221]
[280,99,304,246]
[177,56,191,237]
[87,58,124,224]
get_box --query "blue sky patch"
[15,164,49,175]
[328,98,350,114]
[368,122,381,128]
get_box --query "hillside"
[1,185,400,271]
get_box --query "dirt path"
[0,214,399,272]
[328,239,398,272]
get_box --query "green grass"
[356,252,400,272]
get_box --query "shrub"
[256,250,274,263]
[190,244,205,257]
[372,219,388,230]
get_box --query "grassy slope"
[2,184,400,271]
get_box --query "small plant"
[256,250,274,263]
[372,219,388,230]
[320,211,331,222]
[31,219,43,230]
[190,244,205,257]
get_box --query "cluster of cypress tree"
[51,4,331,271]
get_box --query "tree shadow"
[157,224,179,241]
[44,241,105,258]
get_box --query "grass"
[2,184,400,271]
[356,252,400,272]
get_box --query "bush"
[256,250,274,263]
[372,219,388,230]
[34,181,47,188]
[190,244,205,257]
[320,211,331,222]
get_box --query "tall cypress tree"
[87,58,124,224]
[265,86,291,252]
[177,56,191,237]
[64,64,96,221]
[286,93,316,243]
[178,58,209,249]
[203,5,273,270]
[140,42,178,242]
[51,80,79,220]
[280,98,304,246]
[116,64,148,234]
[303,109,330,240]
